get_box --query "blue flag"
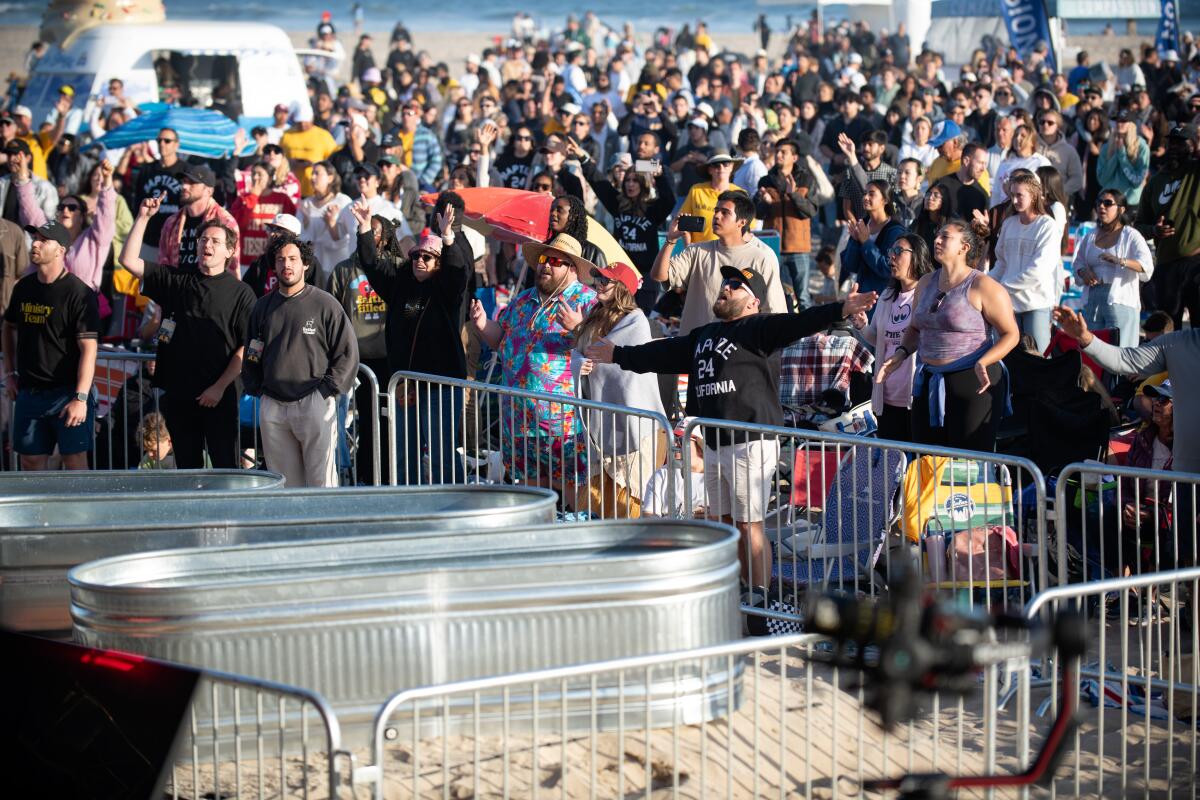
[999,0,1057,74]
[1156,0,1180,55]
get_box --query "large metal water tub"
[0,468,284,497]
[70,520,741,742]
[1,485,557,636]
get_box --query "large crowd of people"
[1,12,1197,565]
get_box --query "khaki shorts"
[703,439,780,523]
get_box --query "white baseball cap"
[13,105,32,119]
[267,213,302,236]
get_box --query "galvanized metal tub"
[1,485,557,636]
[69,520,742,742]
[0,469,285,497]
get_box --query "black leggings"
[910,362,1003,452]
[876,404,912,443]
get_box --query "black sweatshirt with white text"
[613,303,844,446]
[242,284,359,402]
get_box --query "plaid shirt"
[779,333,874,411]
[838,160,897,220]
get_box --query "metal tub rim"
[0,484,559,534]
[68,520,741,628]
[0,468,286,500]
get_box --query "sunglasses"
[413,252,438,263]
[930,291,948,313]
[1095,198,1118,208]
[589,269,612,286]
[59,202,82,212]
[1038,119,1057,127]
[538,254,571,268]
[721,277,749,292]
[156,137,177,143]
[0,119,14,126]
[514,135,533,141]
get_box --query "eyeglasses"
[156,137,177,143]
[888,245,913,257]
[590,269,612,286]
[930,291,948,313]
[59,202,82,212]
[1095,198,1118,208]
[538,254,571,268]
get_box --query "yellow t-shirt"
[679,182,747,243]
[18,132,52,179]
[926,156,991,195]
[279,125,338,196]
[397,130,415,168]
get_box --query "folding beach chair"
[772,444,906,592]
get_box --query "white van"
[19,21,310,128]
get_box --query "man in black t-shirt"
[585,267,877,590]
[2,220,99,470]
[120,195,257,468]
[933,142,991,223]
[130,127,189,258]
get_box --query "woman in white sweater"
[990,171,1061,352]
[1073,188,1153,347]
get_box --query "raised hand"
[469,298,488,331]
[841,282,878,319]
[837,131,857,162]
[350,197,372,230]
[1052,305,1091,345]
[555,298,583,331]
[139,192,164,218]
[436,204,456,236]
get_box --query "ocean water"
[4,0,1140,37]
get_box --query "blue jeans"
[1083,287,1140,348]
[401,384,464,485]
[779,252,813,309]
[1015,308,1052,354]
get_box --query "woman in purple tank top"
[875,219,1020,451]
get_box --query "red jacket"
[231,190,298,268]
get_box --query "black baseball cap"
[25,220,72,248]
[1168,123,1197,140]
[179,163,216,188]
[719,265,768,304]
[354,162,382,178]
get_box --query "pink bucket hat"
[409,228,443,259]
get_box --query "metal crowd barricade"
[9,350,381,486]
[387,370,674,518]
[679,418,1049,625]
[357,632,1029,799]
[1054,461,1199,586]
[1022,566,1200,798]
[166,667,351,800]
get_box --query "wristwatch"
[72,391,89,403]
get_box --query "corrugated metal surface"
[70,520,741,741]
[1,485,557,636]
[0,469,284,498]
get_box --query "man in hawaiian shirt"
[469,233,597,495]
